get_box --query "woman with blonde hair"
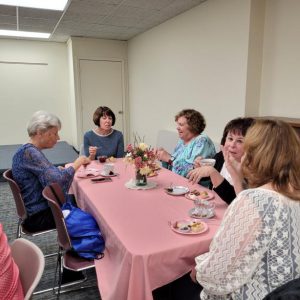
[195,120,300,299]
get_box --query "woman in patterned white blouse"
[195,119,300,300]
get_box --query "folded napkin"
[77,168,100,178]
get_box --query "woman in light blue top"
[84,106,124,159]
[156,109,215,179]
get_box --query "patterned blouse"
[195,188,300,300]
[172,133,216,178]
[12,143,75,216]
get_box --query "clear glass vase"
[135,169,147,186]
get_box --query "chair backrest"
[156,130,178,154]
[3,169,27,220]
[10,238,45,300]
[42,183,72,251]
[79,144,85,156]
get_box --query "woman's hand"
[73,156,91,171]
[193,156,203,168]
[89,146,97,159]
[222,146,244,194]
[187,166,214,184]
[155,147,171,163]
[190,267,197,283]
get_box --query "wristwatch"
[168,157,175,166]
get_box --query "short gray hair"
[27,111,61,137]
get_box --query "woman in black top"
[187,117,254,204]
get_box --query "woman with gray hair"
[12,111,90,232]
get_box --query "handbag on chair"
[49,185,105,260]
[61,202,105,260]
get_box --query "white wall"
[260,0,300,117]
[0,39,71,144]
[1,0,299,149]
[128,0,252,147]
[245,0,265,116]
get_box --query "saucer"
[165,186,189,196]
[100,171,118,177]
[188,207,215,219]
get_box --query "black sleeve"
[206,151,224,189]
[213,179,236,205]
[210,151,236,204]
[213,151,224,172]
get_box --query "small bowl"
[98,155,107,163]
[200,158,216,167]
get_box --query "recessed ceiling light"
[0,0,68,10]
[0,29,50,38]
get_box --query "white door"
[79,59,124,138]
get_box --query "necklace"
[95,128,113,136]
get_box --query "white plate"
[170,219,208,235]
[200,159,216,167]
[100,171,118,177]
[165,186,189,196]
[185,190,215,201]
[188,207,215,219]
[77,169,100,178]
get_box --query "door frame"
[76,58,128,150]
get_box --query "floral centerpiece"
[124,141,157,186]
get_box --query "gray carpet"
[0,182,101,300]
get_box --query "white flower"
[138,143,148,151]
[139,166,151,175]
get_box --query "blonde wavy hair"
[242,119,300,201]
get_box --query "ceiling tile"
[0,5,16,16]
[0,0,208,42]
[123,0,174,10]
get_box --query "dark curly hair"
[93,106,116,126]
[175,109,206,135]
[220,117,255,145]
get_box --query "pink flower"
[124,140,157,175]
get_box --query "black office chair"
[263,278,300,300]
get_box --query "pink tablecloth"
[71,160,228,300]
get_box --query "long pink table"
[71,159,228,300]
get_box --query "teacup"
[102,163,114,176]
[194,199,215,218]
[200,158,216,167]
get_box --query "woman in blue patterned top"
[156,109,216,179]
[12,111,90,232]
[83,106,124,160]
